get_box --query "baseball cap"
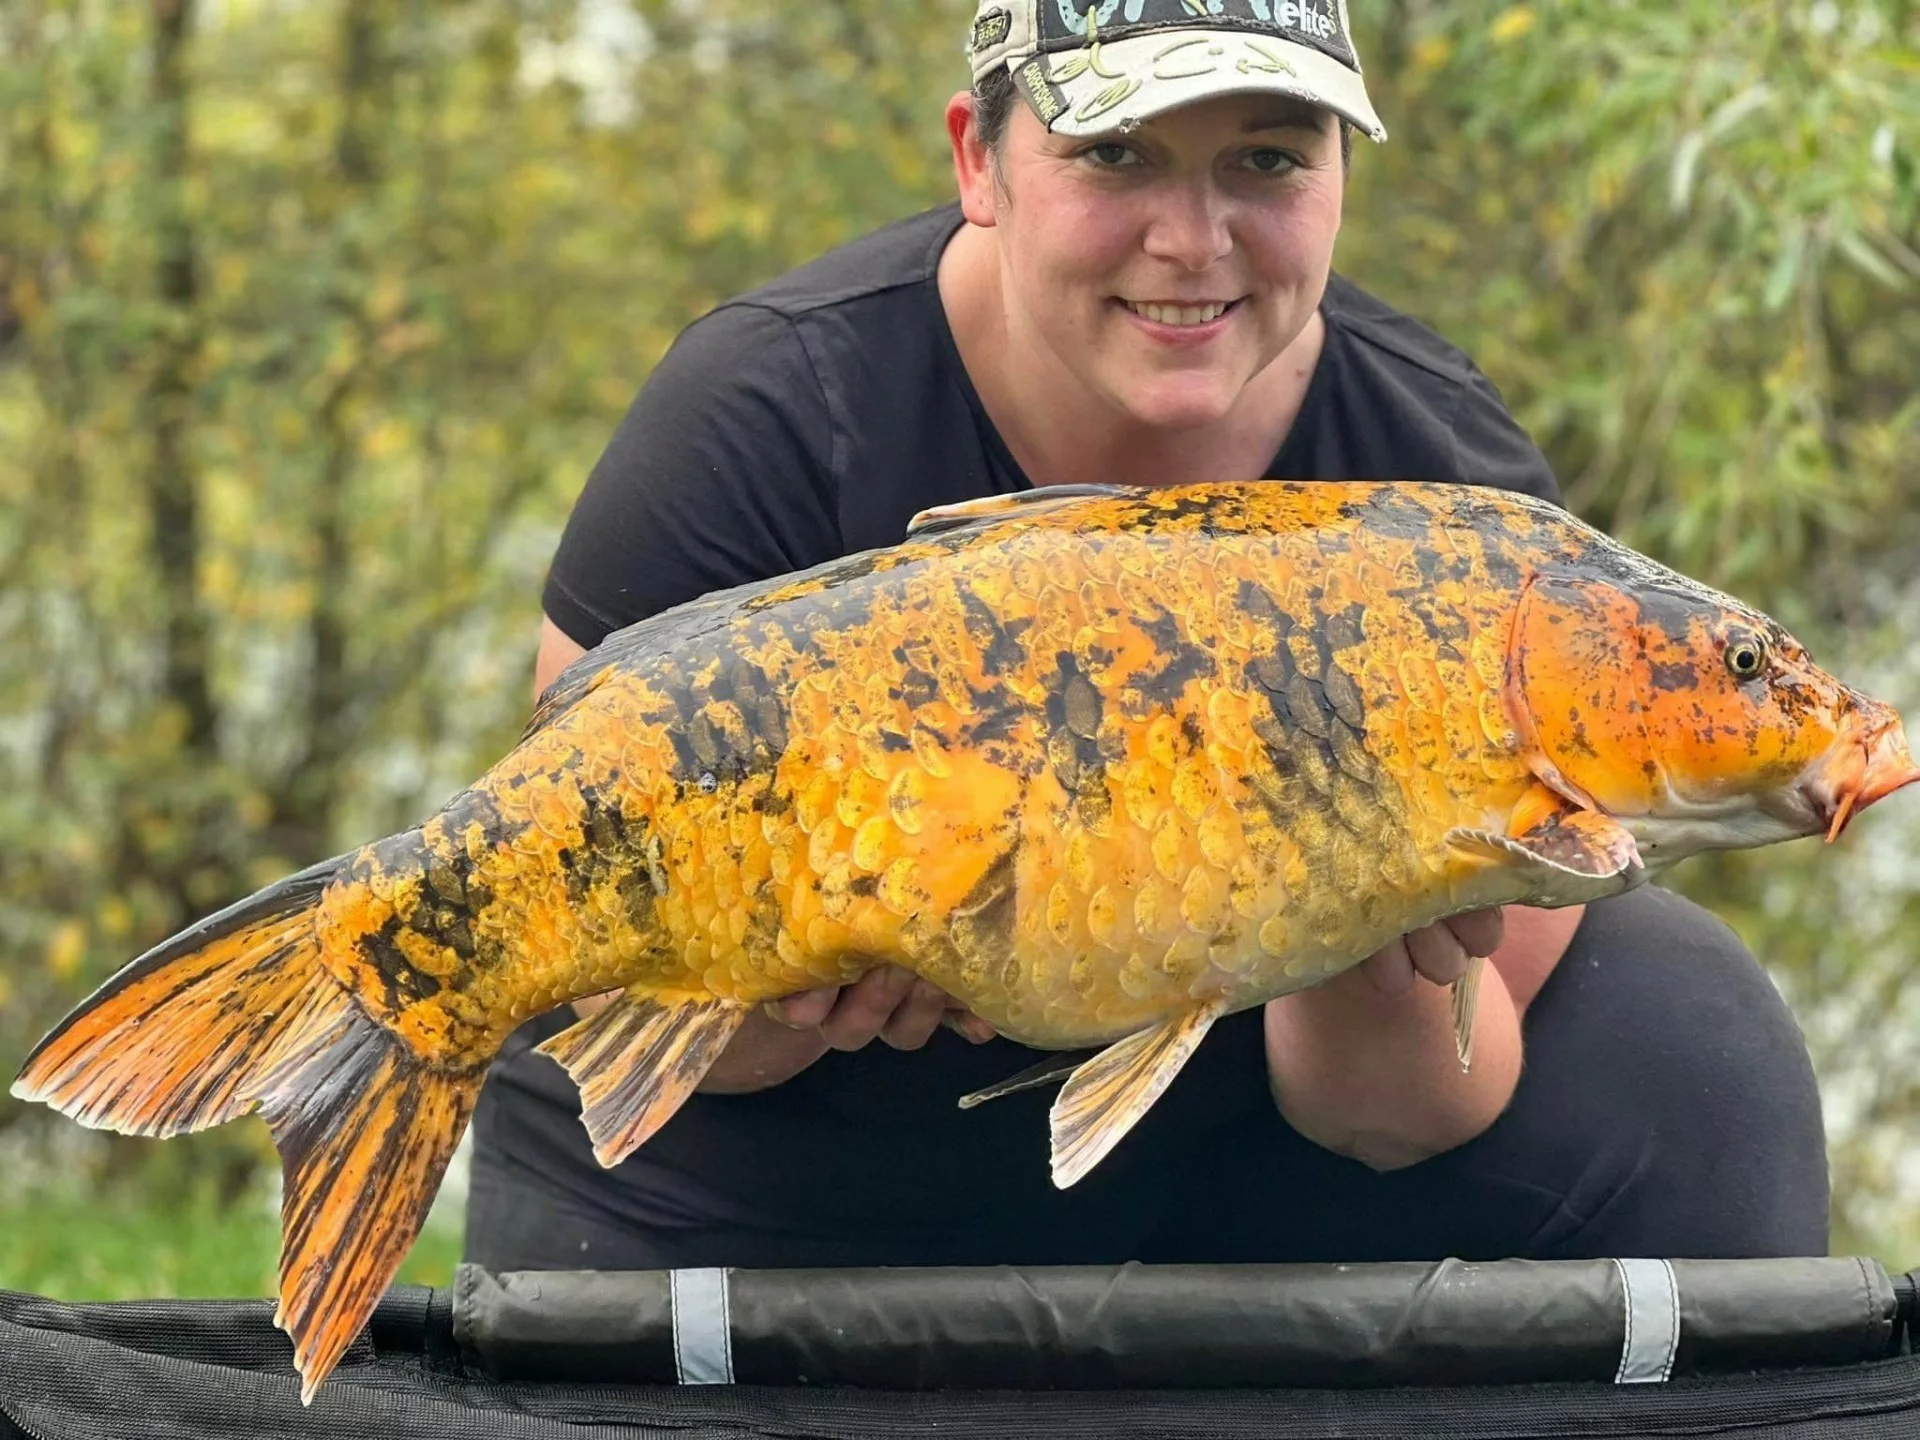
[968,0,1387,143]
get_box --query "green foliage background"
[0,0,1915,1291]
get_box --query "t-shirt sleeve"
[1452,361,1563,506]
[541,303,843,648]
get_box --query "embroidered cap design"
[972,8,1013,54]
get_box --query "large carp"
[15,481,1918,1398]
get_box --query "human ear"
[946,90,999,227]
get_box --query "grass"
[0,1131,469,1303]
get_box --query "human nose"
[1141,178,1232,271]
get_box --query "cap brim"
[1013,29,1386,143]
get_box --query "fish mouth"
[1798,715,1920,843]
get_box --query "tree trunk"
[146,0,215,758]
[281,0,385,859]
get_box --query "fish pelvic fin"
[1450,953,1486,1073]
[10,852,483,1404]
[1049,1001,1226,1190]
[957,1052,1091,1110]
[535,989,748,1168]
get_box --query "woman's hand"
[1356,909,1505,994]
[1263,906,1579,1173]
[571,966,996,1095]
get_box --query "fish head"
[1509,570,1920,861]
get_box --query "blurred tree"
[1,0,1914,1256]
[1343,0,1920,624]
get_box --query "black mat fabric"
[4,1265,1919,1440]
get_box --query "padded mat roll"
[453,1256,1904,1388]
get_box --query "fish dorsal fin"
[905,484,1134,541]
[1049,999,1226,1189]
[535,989,748,1168]
[1446,802,1645,909]
[522,658,617,744]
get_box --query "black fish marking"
[1132,605,1217,707]
[1044,651,1114,830]
[358,912,445,1009]
[958,580,1032,675]
[1646,659,1699,692]
[951,842,1019,969]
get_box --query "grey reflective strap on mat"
[1613,1257,1680,1384]
[669,1267,733,1384]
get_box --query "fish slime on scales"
[15,481,1920,1400]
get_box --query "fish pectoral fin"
[1450,953,1485,1073]
[904,484,1134,540]
[957,1051,1095,1110]
[1049,1002,1226,1190]
[535,990,748,1169]
[1446,809,1644,907]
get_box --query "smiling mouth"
[1121,299,1239,327]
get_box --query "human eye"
[1078,140,1142,169]
[1241,146,1303,175]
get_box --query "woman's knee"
[1507,885,1828,1257]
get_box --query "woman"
[465,0,1826,1271]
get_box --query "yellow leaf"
[100,898,135,939]
[213,253,250,298]
[46,919,88,980]
[204,553,239,606]
[371,272,406,325]
[1410,36,1452,74]
[1491,7,1536,44]
[11,275,43,324]
[360,418,408,460]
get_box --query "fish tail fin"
[536,989,748,1168]
[11,854,348,1135]
[11,854,485,1403]
[258,1003,481,1403]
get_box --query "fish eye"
[1724,633,1768,681]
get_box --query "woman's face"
[958,91,1346,432]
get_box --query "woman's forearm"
[1263,956,1523,1171]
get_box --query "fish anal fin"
[1447,806,1643,907]
[1049,1002,1225,1190]
[536,990,748,1168]
[905,484,1134,540]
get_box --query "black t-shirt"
[539,203,1559,647]
[490,202,1569,1263]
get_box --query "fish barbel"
[14,481,1919,1397]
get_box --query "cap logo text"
[1019,59,1066,122]
[971,8,1012,53]
[1270,1,1337,40]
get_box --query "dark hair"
[972,65,1355,170]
